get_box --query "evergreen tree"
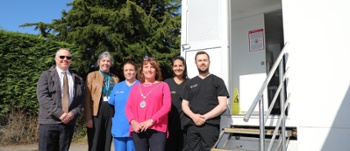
[22,0,181,79]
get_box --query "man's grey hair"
[55,48,71,57]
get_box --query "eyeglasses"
[59,56,72,60]
[143,55,156,61]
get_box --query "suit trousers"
[38,124,74,151]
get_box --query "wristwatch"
[149,119,154,124]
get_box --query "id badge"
[103,96,109,102]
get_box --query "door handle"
[181,44,191,51]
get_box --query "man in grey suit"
[36,48,84,151]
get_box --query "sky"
[0,0,72,34]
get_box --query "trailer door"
[181,0,229,83]
[231,14,268,113]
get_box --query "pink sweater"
[125,82,171,135]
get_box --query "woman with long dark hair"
[164,56,189,151]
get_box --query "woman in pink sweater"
[125,56,171,151]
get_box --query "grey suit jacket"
[36,65,84,125]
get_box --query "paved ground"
[0,141,114,151]
[0,142,87,151]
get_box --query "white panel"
[282,0,350,127]
[297,127,350,151]
[281,0,350,150]
[187,0,220,43]
[240,73,268,112]
[185,48,222,79]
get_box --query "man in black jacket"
[36,48,84,151]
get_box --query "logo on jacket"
[115,90,124,94]
[190,84,198,89]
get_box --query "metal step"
[212,127,297,151]
[223,128,276,135]
[212,149,258,151]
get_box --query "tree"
[0,31,82,117]
[22,0,181,79]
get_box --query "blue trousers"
[113,137,135,151]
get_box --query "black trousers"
[38,124,74,151]
[186,124,219,151]
[166,129,187,151]
[132,129,166,151]
[87,101,114,151]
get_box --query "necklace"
[139,82,161,108]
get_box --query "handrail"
[264,67,289,124]
[243,42,289,122]
[243,42,290,151]
[267,94,291,151]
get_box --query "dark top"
[183,74,229,126]
[165,78,189,130]
[36,66,85,125]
